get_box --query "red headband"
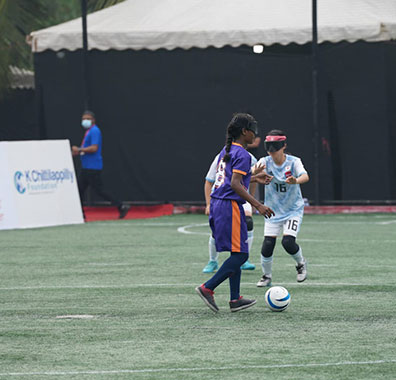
[265,135,286,142]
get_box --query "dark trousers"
[78,169,121,207]
[204,252,248,300]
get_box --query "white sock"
[290,247,304,265]
[261,255,273,278]
[247,230,254,253]
[209,236,219,262]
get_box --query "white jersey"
[205,152,257,189]
[257,154,307,223]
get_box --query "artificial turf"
[1,213,395,379]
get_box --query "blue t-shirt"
[80,125,103,170]
[211,143,252,203]
[258,154,307,223]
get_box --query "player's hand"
[252,163,266,175]
[71,146,80,156]
[256,204,275,219]
[205,204,210,216]
[285,176,297,184]
[254,171,273,185]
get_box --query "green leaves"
[0,0,125,96]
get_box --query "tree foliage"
[0,0,125,96]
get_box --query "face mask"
[81,119,92,129]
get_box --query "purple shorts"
[209,198,248,253]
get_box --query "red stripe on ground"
[84,204,174,222]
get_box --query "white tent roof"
[30,0,396,52]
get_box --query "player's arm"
[286,173,309,185]
[251,164,273,185]
[247,136,261,149]
[249,181,257,198]
[230,172,274,218]
[204,180,213,216]
[248,181,258,214]
[286,159,309,185]
[250,160,273,185]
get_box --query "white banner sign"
[0,140,84,230]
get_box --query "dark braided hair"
[223,113,257,163]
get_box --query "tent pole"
[81,0,90,109]
[312,0,320,205]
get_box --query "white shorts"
[243,202,252,215]
[264,216,302,238]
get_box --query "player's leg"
[202,235,219,273]
[203,200,220,273]
[197,198,231,311]
[197,200,255,311]
[257,222,281,287]
[281,217,307,282]
[204,200,249,292]
[240,203,255,270]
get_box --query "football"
[264,286,291,312]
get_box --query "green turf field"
[1,213,396,379]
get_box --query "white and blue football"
[264,286,291,312]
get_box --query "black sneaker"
[195,285,219,312]
[118,204,130,219]
[229,297,257,312]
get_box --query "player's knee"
[261,236,276,258]
[231,251,248,266]
[282,235,299,255]
[245,216,253,231]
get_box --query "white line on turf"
[177,223,396,237]
[377,220,396,225]
[56,315,95,319]
[87,263,134,266]
[1,282,393,291]
[0,359,395,376]
[177,223,209,235]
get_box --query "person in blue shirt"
[255,129,309,287]
[72,110,130,219]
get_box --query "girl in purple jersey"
[195,113,274,313]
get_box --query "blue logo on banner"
[14,171,26,194]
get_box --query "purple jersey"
[211,143,252,203]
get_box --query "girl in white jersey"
[256,130,309,287]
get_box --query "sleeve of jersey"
[205,154,219,183]
[232,153,250,176]
[249,153,258,168]
[294,158,308,177]
[257,157,266,167]
[90,128,101,146]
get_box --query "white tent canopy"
[30,0,396,52]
